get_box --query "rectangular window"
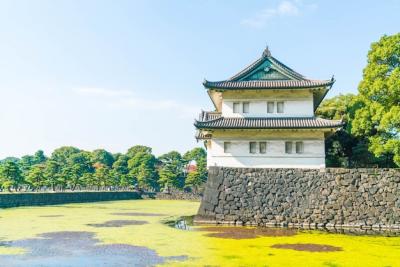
[224,142,231,153]
[259,142,267,154]
[249,142,257,154]
[233,102,240,113]
[296,141,304,154]
[285,141,293,154]
[277,101,284,113]
[242,102,250,113]
[267,102,274,113]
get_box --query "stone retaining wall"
[0,191,142,208]
[196,167,400,229]
[156,191,202,201]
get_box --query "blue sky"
[0,0,399,159]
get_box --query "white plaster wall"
[222,98,313,117]
[207,139,326,168]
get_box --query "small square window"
[285,141,293,154]
[233,102,241,113]
[267,102,274,113]
[296,141,304,154]
[243,102,250,113]
[259,142,267,154]
[224,142,231,153]
[277,102,284,113]
[249,142,257,154]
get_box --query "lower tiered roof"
[195,111,343,130]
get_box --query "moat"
[0,200,399,266]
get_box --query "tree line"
[0,146,207,192]
[316,33,400,168]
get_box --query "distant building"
[195,46,343,168]
[186,160,197,173]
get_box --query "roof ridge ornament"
[262,45,271,57]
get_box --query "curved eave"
[195,124,343,130]
[194,117,344,130]
[202,80,334,90]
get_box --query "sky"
[0,0,399,159]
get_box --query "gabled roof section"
[203,46,334,90]
[229,47,305,81]
[194,111,344,130]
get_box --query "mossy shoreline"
[0,200,399,266]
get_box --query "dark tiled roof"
[203,47,334,90]
[228,55,305,81]
[195,112,343,130]
[203,79,333,90]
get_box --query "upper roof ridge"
[262,45,271,57]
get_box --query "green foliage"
[0,145,206,191]
[51,146,81,163]
[19,150,47,174]
[317,93,393,168]
[91,149,115,168]
[352,33,400,166]
[127,149,158,190]
[44,160,61,191]
[63,151,94,190]
[0,161,23,191]
[92,163,112,189]
[183,148,207,189]
[316,93,357,121]
[158,151,185,189]
[111,154,132,187]
[126,145,152,158]
[0,157,20,164]
[26,164,46,190]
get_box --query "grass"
[0,200,399,266]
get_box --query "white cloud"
[278,1,299,15]
[241,1,314,28]
[74,87,199,118]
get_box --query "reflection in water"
[0,231,187,267]
[271,243,343,252]
[175,218,192,230]
[168,217,400,237]
[87,220,148,228]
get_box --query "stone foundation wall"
[196,167,400,229]
[0,191,142,208]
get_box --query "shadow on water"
[0,231,187,267]
[164,216,400,238]
[87,220,148,228]
[271,243,342,252]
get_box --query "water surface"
[0,200,399,266]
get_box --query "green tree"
[44,160,61,191]
[183,148,207,189]
[51,146,81,163]
[316,93,357,122]
[63,151,94,190]
[91,149,115,168]
[158,151,185,189]
[128,151,158,190]
[126,145,152,158]
[26,164,46,190]
[111,154,132,188]
[352,34,400,166]
[0,161,23,191]
[0,157,20,164]
[92,163,112,190]
[34,150,47,164]
[317,94,389,167]
[19,155,36,174]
